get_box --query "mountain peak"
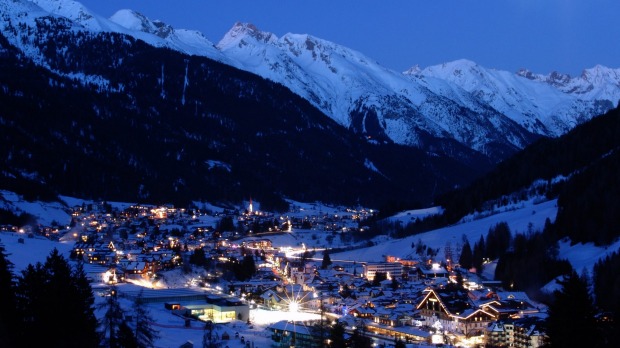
[547,71,572,87]
[30,0,101,29]
[110,9,173,39]
[403,64,421,75]
[516,68,538,80]
[421,59,486,81]
[581,65,620,83]
[217,22,277,49]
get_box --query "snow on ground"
[0,232,74,271]
[388,206,444,224]
[541,238,620,294]
[98,294,301,348]
[558,238,620,274]
[1,190,72,227]
[333,198,559,263]
[60,195,136,212]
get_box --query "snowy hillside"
[332,197,620,286]
[333,198,559,263]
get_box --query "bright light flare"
[289,300,299,313]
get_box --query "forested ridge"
[0,18,490,210]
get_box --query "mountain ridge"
[4,0,619,164]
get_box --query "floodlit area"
[250,308,321,326]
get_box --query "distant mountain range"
[1,0,619,207]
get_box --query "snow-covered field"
[0,232,75,271]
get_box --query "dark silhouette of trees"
[547,270,601,348]
[495,232,571,295]
[228,255,257,281]
[485,222,511,260]
[98,287,126,348]
[372,272,387,287]
[349,324,372,348]
[15,249,100,347]
[0,244,19,348]
[189,247,208,267]
[593,251,620,346]
[458,238,473,270]
[321,250,332,270]
[472,235,485,273]
[217,216,235,232]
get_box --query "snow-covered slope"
[333,198,559,263]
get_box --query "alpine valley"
[1,0,619,209]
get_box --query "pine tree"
[321,250,332,270]
[472,235,485,273]
[547,270,601,347]
[202,321,220,348]
[117,322,138,348]
[16,263,47,347]
[132,289,160,348]
[458,239,473,270]
[71,260,101,347]
[98,287,126,348]
[0,244,18,348]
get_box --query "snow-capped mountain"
[410,59,616,136]
[517,65,620,103]
[1,0,619,162]
[216,22,539,158]
[26,0,230,62]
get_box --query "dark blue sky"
[78,0,618,76]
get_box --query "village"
[4,199,549,348]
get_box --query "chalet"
[373,309,401,327]
[480,298,541,320]
[416,286,496,335]
[348,305,375,318]
[118,260,150,278]
[260,289,283,310]
[473,290,543,320]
